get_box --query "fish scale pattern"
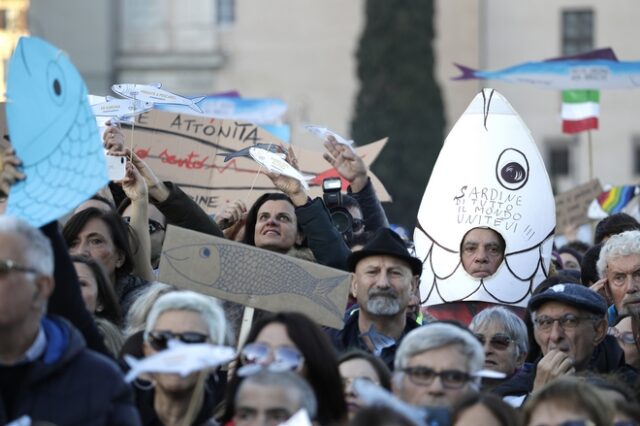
[8,90,107,226]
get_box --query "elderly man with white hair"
[392,322,484,408]
[595,230,640,324]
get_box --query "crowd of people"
[1,123,640,426]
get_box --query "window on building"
[562,10,594,56]
[633,136,640,175]
[547,143,571,177]
[216,0,235,25]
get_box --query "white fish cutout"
[112,83,205,113]
[304,124,354,147]
[91,96,154,119]
[124,342,236,382]
[249,147,310,190]
[414,89,555,307]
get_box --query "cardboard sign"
[159,225,351,329]
[414,89,555,307]
[121,109,390,213]
[555,179,603,231]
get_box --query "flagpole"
[587,130,594,181]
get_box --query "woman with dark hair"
[451,392,519,426]
[241,192,303,253]
[63,207,149,314]
[71,254,122,327]
[220,312,347,425]
[337,350,391,419]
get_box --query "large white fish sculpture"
[112,83,205,113]
[414,89,555,307]
[124,341,235,383]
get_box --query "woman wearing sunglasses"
[220,312,348,426]
[138,290,228,426]
[469,306,529,394]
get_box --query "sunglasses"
[122,216,166,234]
[401,366,472,389]
[474,333,513,351]
[147,330,209,351]
[0,258,39,275]
[240,342,304,371]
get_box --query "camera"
[322,177,355,235]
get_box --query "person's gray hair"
[0,215,53,275]
[597,230,640,278]
[236,370,317,419]
[469,306,529,357]
[394,323,484,379]
[144,290,227,345]
[124,282,176,337]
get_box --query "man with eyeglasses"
[0,216,140,425]
[500,283,636,403]
[392,322,484,408]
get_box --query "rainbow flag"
[597,185,638,214]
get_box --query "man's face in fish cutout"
[460,227,505,278]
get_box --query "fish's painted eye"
[200,247,211,258]
[496,148,529,190]
[46,61,66,106]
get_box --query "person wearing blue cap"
[491,283,637,405]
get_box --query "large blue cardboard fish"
[6,36,108,226]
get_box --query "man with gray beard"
[326,228,423,370]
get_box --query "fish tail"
[188,101,205,113]
[452,63,479,80]
[311,276,345,317]
[191,96,206,104]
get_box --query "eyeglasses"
[147,330,209,351]
[240,342,304,371]
[533,314,599,331]
[122,216,166,234]
[474,333,513,351]
[0,259,39,275]
[609,327,637,345]
[401,366,472,389]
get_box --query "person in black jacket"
[0,215,140,425]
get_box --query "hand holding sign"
[257,146,310,206]
[0,146,25,198]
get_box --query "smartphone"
[106,154,126,181]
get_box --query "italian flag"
[561,90,599,134]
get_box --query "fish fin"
[311,275,345,317]
[105,95,114,102]
[188,102,204,113]
[191,96,206,104]
[452,63,479,80]
[544,47,618,62]
[151,82,162,88]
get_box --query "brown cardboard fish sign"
[159,225,351,329]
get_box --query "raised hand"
[322,136,368,192]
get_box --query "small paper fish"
[217,143,286,162]
[304,124,354,146]
[124,342,235,382]
[352,378,428,426]
[112,83,205,113]
[91,96,154,119]
[249,147,309,190]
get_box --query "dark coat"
[0,316,141,426]
[325,309,421,371]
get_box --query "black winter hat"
[347,228,422,276]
